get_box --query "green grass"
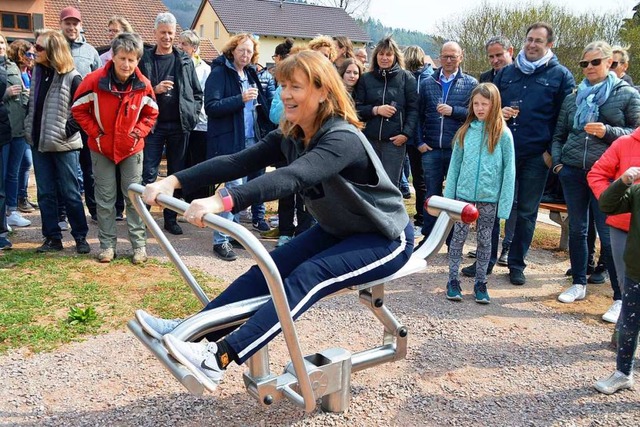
[0,250,223,354]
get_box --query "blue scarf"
[515,49,554,75]
[573,72,617,130]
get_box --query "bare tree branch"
[310,0,372,19]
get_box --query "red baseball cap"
[59,6,82,22]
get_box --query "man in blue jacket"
[493,22,575,285]
[417,41,477,240]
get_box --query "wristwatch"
[218,187,234,212]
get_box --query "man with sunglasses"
[493,22,575,286]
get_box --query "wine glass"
[437,97,444,117]
[165,75,174,97]
[250,83,260,109]
[585,110,598,143]
[510,100,521,126]
[386,101,397,122]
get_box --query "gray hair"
[111,32,144,59]
[582,40,613,60]
[180,30,200,49]
[485,36,512,52]
[154,12,176,29]
[612,45,630,64]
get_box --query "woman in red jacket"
[72,32,158,264]
[588,127,640,324]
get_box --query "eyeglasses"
[440,55,459,61]
[611,61,619,69]
[578,57,609,68]
[34,44,45,52]
[271,54,278,60]
[525,37,547,46]
[26,52,36,59]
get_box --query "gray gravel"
[1,214,639,426]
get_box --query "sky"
[367,0,637,34]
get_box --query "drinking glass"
[585,111,598,143]
[386,101,397,122]
[165,75,174,97]
[510,100,521,126]
[437,97,444,117]
[250,83,260,109]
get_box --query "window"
[214,21,220,39]
[199,24,204,38]
[1,12,32,32]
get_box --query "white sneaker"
[135,309,182,340]
[132,247,147,265]
[7,211,31,227]
[595,370,634,395]
[602,300,622,324]
[163,334,224,392]
[97,247,115,263]
[558,284,586,303]
[58,220,69,231]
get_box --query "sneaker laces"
[448,279,461,293]
[475,282,487,293]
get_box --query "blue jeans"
[213,177,243,245]
[32,149,88,241]
[203,221,413,364]
[559,165,618,294]
[2,137,28,210]
[18,145,33,200]
[507,154,549,272]
[421,148,451,236]
[142,122,189,224]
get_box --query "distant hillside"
[161,0,439,57]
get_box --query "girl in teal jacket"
[443,83,515,303]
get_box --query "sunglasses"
[26,52,36,59]
[611,61,619,69]
[34,44,45,52]
[578,57,609,68]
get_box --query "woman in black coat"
[355,36,419,187]
[0,57,13,249]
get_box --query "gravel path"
[1,215,639,426]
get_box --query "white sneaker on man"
[163,334,225,392]
[558,284,586,303]
[594,370,634,395]
[602,300,622,323]
[135,309,182,340]
[7,211,31,227]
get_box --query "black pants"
[407,145,426,226]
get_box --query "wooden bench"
[539,202,568,250]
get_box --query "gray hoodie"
[68,34,100,78]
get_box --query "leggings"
[449,202,497,283]
[617,277,640,376]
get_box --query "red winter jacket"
[72,61,158,164]
[588,127,640,232]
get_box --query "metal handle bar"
[127,183,316,412]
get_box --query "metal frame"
[126,184,477,413]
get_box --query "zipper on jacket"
[473,127,484,200]
[378,69,388,141]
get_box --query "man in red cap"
[59,6,101,223]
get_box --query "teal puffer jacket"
[444,120,516,219]
[551,78,640,171]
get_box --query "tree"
[310,0,371,19]
[619,2,640,83]
[437,1,625,80]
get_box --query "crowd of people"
[0,7,639,397]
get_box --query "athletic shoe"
[461,261,494,277]
[58,219,69,231]
[588,270,606,284]
[276,235,293,247]
[135,309,182,340]
[474,281,490,304]
[509,269,526,286]
[0,236,12,250]
[164,222,183,235]
[602,300,622,324]
[446,279,463,301]
[497,248,509,266]
[98,247,115,263]
[7,211,31,227]
[594,370,634,395]
[75,238,91,254]
[558,284,586,303]
[18,197,36,213]
[260,227,280,239]
[115,213,125,221]
[213,242,237,261]
[37,238,63,253]
[132,247,148,265]
[163,334,225,393]
[252,220,271,232]
[400,187,411,199]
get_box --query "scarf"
[515,49,554,75]
[573,72,617,130]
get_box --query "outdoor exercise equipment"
[127,184,478,413]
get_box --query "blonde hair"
[453,83,505,154]
[404,45,425,73]
[222,33,259,65]
[275,50,362,139]
[308,35,337,62]
[37,29,75,74]
[107,16,133,33]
